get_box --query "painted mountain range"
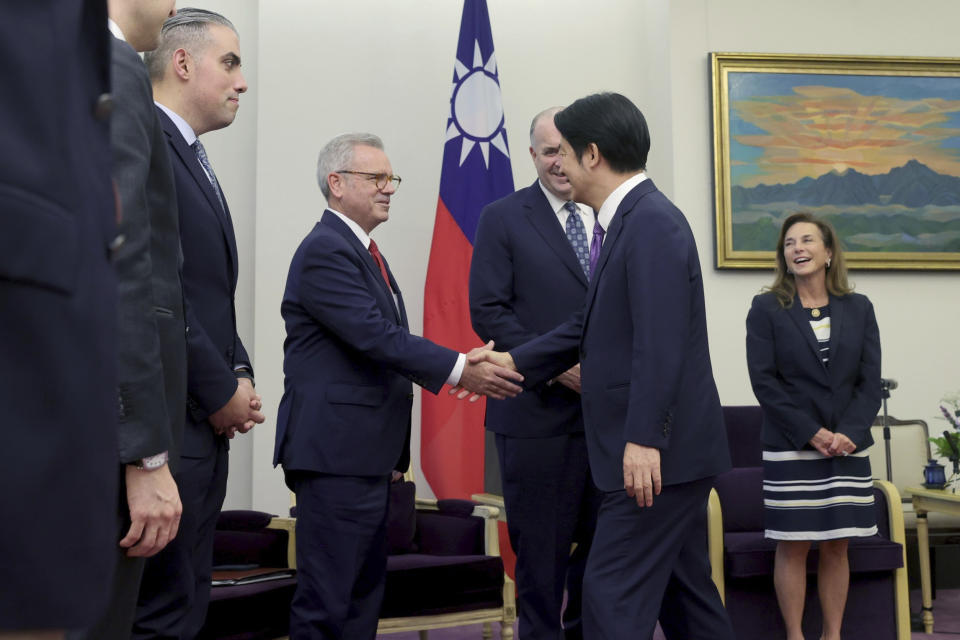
[732,160,960,210]
[729,160,960,253]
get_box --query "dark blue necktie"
[192,138,225,212]
[564,201,590,278]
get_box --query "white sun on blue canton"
[445,39,510,168]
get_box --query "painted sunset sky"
[729,72,960,188]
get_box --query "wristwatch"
[133,451,169,471]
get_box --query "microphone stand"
[882,379,893,483]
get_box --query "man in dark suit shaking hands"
[473,93,735,639]
[275,133,524,639]
[135,10,264,638]
[470,107,600,640]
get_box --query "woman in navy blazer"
[746,212,881,640]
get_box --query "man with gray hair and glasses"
[274,133,524,639]
[135,9,263,639]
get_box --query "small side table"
[907,486,960,634]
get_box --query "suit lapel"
[786,298,827,372]
[157,108,239,281]
[321,211,401,324]
[523,183,589,287]
[827,294,845,370]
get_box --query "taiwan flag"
[421,0,514,503]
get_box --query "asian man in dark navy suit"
[275,132,524,640]
[471,93,735,640]
[470,107,601,640]
[135,9,264,639]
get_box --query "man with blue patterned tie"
[469,107,601,640]
[135,10,264,638]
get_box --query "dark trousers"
[287,472,390,640]
[68,467,145,640]
[133,440,228,640]
[496,432,601,640]
[583,477,734,640]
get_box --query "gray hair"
[316,133,384,200]
[144,8,238,81]
[529,106,564,145]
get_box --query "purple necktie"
[589,218,605,276]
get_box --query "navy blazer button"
[93,93,114,120]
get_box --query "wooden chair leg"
[418,631,428,640]
[500,621,514,640]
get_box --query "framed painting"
[711,52,960,270]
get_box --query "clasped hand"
[809,427,856,457]
[209,377,266,438]
[448,340,523,402]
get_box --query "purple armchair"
[257,481,516,640]
[707,406,910,640]
[198,511,297,640]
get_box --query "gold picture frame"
[711,52,960,270]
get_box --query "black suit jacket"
[157,107,250,459]
[0,1,119,628]
[111,37,187,469]
[511,179,731,492]
[746,291,882,451]
[275,211,458,476]
[470,181,586,437]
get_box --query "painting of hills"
[732,159,960,252]
[720,65,960,263]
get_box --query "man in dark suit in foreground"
[74,0,187,638]
[472,93,735,639]
[136,10,263,638]
[274,132,524,639]
[0,2,118,637]
[470,107,600,640]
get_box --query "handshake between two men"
[450,341,523,401]
[451,342,582,400]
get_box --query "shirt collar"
[107,19,125,41]
[327,208,371,249]
[155,102,198,146]
[538,180,593,217]
[596,172,647,231]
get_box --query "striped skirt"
[762,449,877,541]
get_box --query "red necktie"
[368,239,393,292]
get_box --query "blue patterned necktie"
[564,201,591,278]
[590,218,605,276]
[192,138,225,212]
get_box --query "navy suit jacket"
[111,37,187,469]
[158,107,250,459]
[470,181,587,437]
[0,0,119,627]
[275,211,458,476]
[511,179,731,492]
[746,291,881,451]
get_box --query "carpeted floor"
[375,588,960,639]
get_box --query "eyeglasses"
[337,170,402,192]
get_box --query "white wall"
[193,0,959,515]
